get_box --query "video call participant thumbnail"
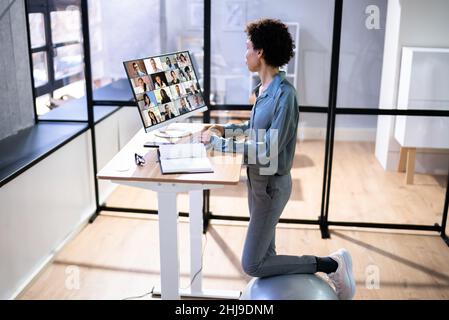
[183,65,195,81]
[163,55,179,71]
[159,102,177,120]
[138,92,157,110]
[133,76,154,94]
[152,72,169,89]
[147,109,159,125]
[128,61,147,77]
[170,83,186,99]
[144,57,163,74]
[188,93,203,109]
[166,70,181,85]
[176,53,190,68]
[156,88,172,104]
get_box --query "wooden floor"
[18,213,449,300]
[18,141,449,300]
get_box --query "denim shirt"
[210,71,299,176]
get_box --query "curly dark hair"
[245,19,295,68]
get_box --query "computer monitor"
[123,51,207,139]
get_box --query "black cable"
[181,233,208,290]
[122,287,154,300]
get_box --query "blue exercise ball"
[241,274,338,300]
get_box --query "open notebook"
[158,143,213,174]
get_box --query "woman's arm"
[210,87,298,169]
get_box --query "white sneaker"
[328,248,356,300]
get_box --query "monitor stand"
[153,123,192,139]
[143,123,196,148]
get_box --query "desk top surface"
[97,123,243,185]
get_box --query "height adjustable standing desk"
[97,123,243,300]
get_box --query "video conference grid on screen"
[124,52,205,129]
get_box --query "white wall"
[0,132,95,300]
[375,0,449,173]
[0,107,141,299]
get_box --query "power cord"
[181,233,208,290]
[122,287,154,300]
[122,233,208,299]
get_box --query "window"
[27,0,86,118]
[29,13,46,48]
[32,51,49,88]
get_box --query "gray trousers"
[242,167,317,278]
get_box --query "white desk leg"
[189,190,203,294]
[154,187,240,300]
[157,191,180,300]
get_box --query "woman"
[135,77,147,94]
[178,69,188,82]
[154,75,167,89]
[177,53,189,67]
[160,88,171,104]
[148,110,158,125]
[143,93,153,108]
[190,83,199,94]
[170,70,180,85]
[201,19,355,300]
[184,66,194,81]
[192,94,201,108]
